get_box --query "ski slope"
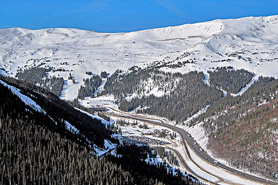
[1,15,278,100]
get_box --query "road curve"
[164,147,224,185]
[106,107,278,185]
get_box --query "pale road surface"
[105,106,278,185]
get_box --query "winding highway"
[163,147,224,185]
[105,106,278,185]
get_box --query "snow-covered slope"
[1,15,278,100]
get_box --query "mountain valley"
[1,15,278,184]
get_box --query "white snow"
[94,139,117,157]
[186,142,263,185]
[79,95,118,109]
[0,79,46,114]
[75,107,112,126]
[175,146,220,183]
[219,88,228,97]
[184,122,209,152]
[60,79,81,101]
[203,72,210,86]
[125,77,178,101]
[184,105,210,126]
[94,77,107,96]
[74,108,119,156]
[64,120,79,134]
[1,15,278,101]
[230,75,258,97]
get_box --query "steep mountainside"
[192,76,278,180]
[0,75,198,185]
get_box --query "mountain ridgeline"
[0,75,199,185]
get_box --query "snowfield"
[1,15,278,100]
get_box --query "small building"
[89,107,107,112]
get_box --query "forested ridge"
[16,67,64,97]
[0,75,112,148]
[100,68,223,122]
[100,66,253,122]
[0,75,199,185]
[209,67,254,94]
[192,76,278,180]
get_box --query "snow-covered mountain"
[2,15,278,182]
[1,15,278,100]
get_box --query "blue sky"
[0,0,277,32]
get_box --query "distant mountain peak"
[1,15,278,100]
